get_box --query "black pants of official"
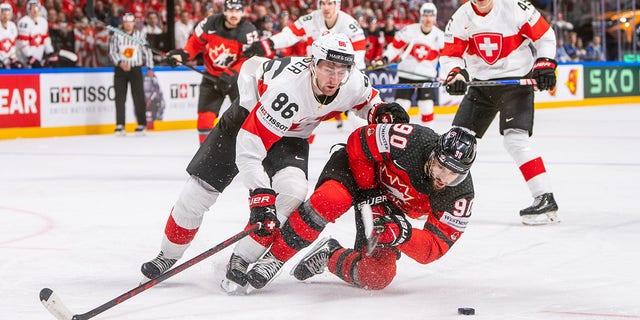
[114,66,146,126]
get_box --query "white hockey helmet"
[0,3,12,12]
[317,0,341,9]
[311,31,355,67]
[420,2,437,16]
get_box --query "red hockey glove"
[248,188,279,237]
[243,39,275,59]
[216,68,239,93]
[373,214,412,247]
[368,102,410,124]
[532,58,557,91]
[166,49,189,68]
[445,67,469,95]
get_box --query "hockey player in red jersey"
[166,0,259,144]
[440,0,559,225]
[243,0,367,70]
[245,126,477,290]
[139,32,410,292]
[380,3,444,124]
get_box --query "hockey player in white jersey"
[139,32,409,293]
[16,0,56,68]
[380,3,444,123]
[244,0,367,70]
[0,3,22,69]
[440,0,559,225]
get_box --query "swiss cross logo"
[472,33,502,65]
[338,41,347,47]
[61,87,71,103]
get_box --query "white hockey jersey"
[16,15,53,63]
[236,56,382,189]
[271,10,367,70]
[440,0,556,80]
[382,23,444,80]
[0,21,18,64]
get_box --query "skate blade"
[220,279,249,296]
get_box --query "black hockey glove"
[531,58,557,91]
[243,39,275,58]
[27,56,42,68]
[368,102,410,124]
[216,68,239,93]
[43,52,59,67]
[445,67,469,95]
[11,59,24,69]
[165,49,189,68]
[373,214,412,247]
[248,188,280,237]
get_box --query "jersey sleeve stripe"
[520,15,551,41]
[440,37,468,58]
[351,39,367,51]
[288,22,306,37]
[424,222,454,247]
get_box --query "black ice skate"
[114,125,125,137]
[520,193,560,225]
[291,237,341,281]
[140,251,177,280]
[246,251,284,289]
[220,253,250,295]
[134,124,146,136]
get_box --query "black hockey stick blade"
[39,223,261,320]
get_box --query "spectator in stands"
[144,10,164,35]
[0,3,23,69]
[105,2,123,28]
[274,10,290,32]
[555,37,570,62]
[364,15,383,66]
[382,13,396,47]
[256,15,274,40]
[174,10,193,49]
[585,35,605,61]
[48,6,75,67]
[17,0,57,68]
[562,31,579,62]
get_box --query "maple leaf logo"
[209,44,236,67]
[378,165,414,202]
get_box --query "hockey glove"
[216,68,239,93]
[248,188,280,237]
[243,39,275,59]
[368,102,410,124]
[532,58,557,91]
[43,53,59,67]
[373,214,412,247]
[445,67,469,95]
[27,56,41,68]
[166,49,189,68]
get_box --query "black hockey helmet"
[224,0,244,10]
[426,127,476,187]
[433,127,477,174]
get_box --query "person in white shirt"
[174,10,193,49]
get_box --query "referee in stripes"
[109,12,154,136]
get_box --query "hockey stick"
[361,204,381,256]
[105,25,218,82]
[39,223,262,320]
[373,78,537,89]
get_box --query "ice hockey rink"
[1,103,639,320]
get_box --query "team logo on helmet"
[472,33,503,65]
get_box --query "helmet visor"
[426,154,467,188]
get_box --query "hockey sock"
[197,111,217,144]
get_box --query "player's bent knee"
[272,167,308,217]
[357,248,398,290]
[309,180,353,223]
[173,176,220,227]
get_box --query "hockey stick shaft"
[372,79,536,89]
[105,25,218,82]
[40,224,261,320]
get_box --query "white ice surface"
[1,104,639,320]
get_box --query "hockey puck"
[458,307,475,315]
